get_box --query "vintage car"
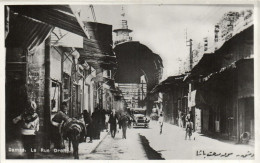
[131,108,150,128]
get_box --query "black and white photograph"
[3,1,258,160]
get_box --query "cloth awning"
[91,76,116,90]
[8,5,89,38]
[150,75,186,93]
[78,22,116,71]
[186,53,220,81]
[77,49,117,70]
[5,13,53,51]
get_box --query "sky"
[79,4,253,80]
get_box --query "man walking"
[120,113,130,139]
[158,112,164,134]
[185,118,193,140]
[83,109,93,143]
[92,107,101,139]
[51,101,69,148]
[108,109,118,138]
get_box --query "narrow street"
[83,127,163,160]
[80,121,254,160]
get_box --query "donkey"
[67,123,82,159]
[62,119,86,159]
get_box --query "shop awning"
[5,13,53,50]
[77,22,116,70]
[186,53,220,81]
[150,75,186,93]
[91,76,116,90]
[8,5,89,38]
[77,49,117,70]
[187,25,253,82]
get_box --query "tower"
[113,6,133,45]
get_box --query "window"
[107,70,111,78]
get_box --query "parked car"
[131,108,150,128]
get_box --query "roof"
[187,25,253,81]
[187,53,220,80]
[8,5,89,38]
[151,74,186,93]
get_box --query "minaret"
[113,6,133,45]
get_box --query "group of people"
[108,109,131,139]
[12,99,133,159]
[12,99,194,159]
[51,103,110,147]
[158,111,194,140]
[82,107,108,142]
[82,107,131,141]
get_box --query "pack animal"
[61,119,86,159]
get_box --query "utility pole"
[44,36,51,148]
[185,28,193,71]
[186,39,193,71]
[60,52,64,104]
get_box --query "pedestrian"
[185,112,191,122]
[178,110,184,128]
[158,112,164,134]
[51,101,70,148]
[120,113,130,139]
[118,113,122,131]
[100,108,106,131]
[92,107,101,139]
[108,109,118,138]
[83,109,93,143]
[13,101,39,159]
[182,113,186,128]
[185,118,193,140]
[105,112,109,132]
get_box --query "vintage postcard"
[1,0,259,162]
